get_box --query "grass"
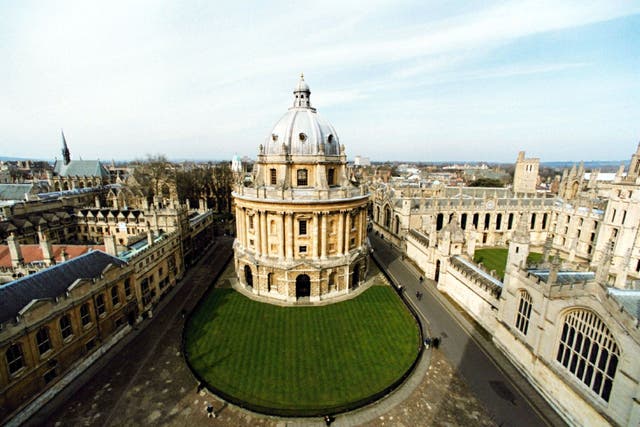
[473,248,543,280]
[184,286,420,414]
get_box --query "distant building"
[49,132,111,191]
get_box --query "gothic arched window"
[556,309,619,402]
[515,290,532,335]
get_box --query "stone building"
[374,141,640,426]
[49,132,111,191]
[0,251,135,422]
[233,75,370,303]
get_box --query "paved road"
[370,233,566,427]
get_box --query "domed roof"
[263,75,340,156]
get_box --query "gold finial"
[300,72,304,80]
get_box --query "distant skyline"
[1,1,639,163]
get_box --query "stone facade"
[513,150,539,194]
[377,142,640,426]
[233,76,370,303]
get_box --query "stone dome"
[263,74,340,156]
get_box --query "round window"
[299,133,307,142]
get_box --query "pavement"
[26,234,563,426]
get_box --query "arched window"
[297,169,308,186]
[508,213,514,229]
[542,213,548,229]
[384,206,391,228]
[267,273,273,292]
[496,213,502,230]
[60,314,73,339]
[6,343,25,374]
[394,215,400,234]
[515,290,532,335]
[36,327,51,355]
[327,168,335,186]
[530,213,536,230]
[556,310,619,402]
[96,294,106,316]
[436,213,444,231]
[461,213,467,230]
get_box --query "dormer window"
[327,134,334,144]
[299,133,307,142]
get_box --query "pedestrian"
[324,415,334,425]
[424,338,431,349]
[419,276,424,283]
[206,403,215,418]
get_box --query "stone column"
[260,211,268,255]
[337,211,345,256]
[321,212,328,259]
[255,211,261,256]
[285,212,293,260]
[245,210,251,250]
[345,211,351,254]
[357,208,363,247]
[312,213,319,259]
[279,212,285,259]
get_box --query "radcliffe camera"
[1,2,639,427]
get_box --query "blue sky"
[1,1,638,162]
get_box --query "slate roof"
[53,160,109,179]
[607,288,640,320]
[527,269,596,285]
[0,250,126,324]
[0,184,33,201]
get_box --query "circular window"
[299,133,307,142]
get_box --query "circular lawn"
[184,286,420,416]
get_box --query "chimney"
[38,228,55,266]
[7,233,23,267]
[104,233,118,256]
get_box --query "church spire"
[292,73,313,109]
[61,129,71,165]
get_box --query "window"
[507,213,514,230]
[111,286,120,306]
[36,327,51,355]
[80,303,91,326]
[249,215,254,230]
[484,213,490,230]
[124,279,132,297]
[96,294,106,316]
[270,168,277,185]
[327,168,335,186]
[530,213,536,230]
[299,245,307,253]
[44,368,57,384]
[299,132,307,142]
[556,310,619,402]
[515,291,532,335]
[6,343,24,374]
[60,314,73,340]
[297,169,308,186]
[299,220,307,235]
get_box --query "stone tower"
[513,151,539,194]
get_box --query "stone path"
[36,237,497,426]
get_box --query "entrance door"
[352,264,360,289]
[244,265,253,287]
[296,274,311,299]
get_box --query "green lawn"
[184,286,420,414]
[473,248,542,280]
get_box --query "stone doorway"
[296,274,311,299]
[244,265,253,287]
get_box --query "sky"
[1,1,639,163]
